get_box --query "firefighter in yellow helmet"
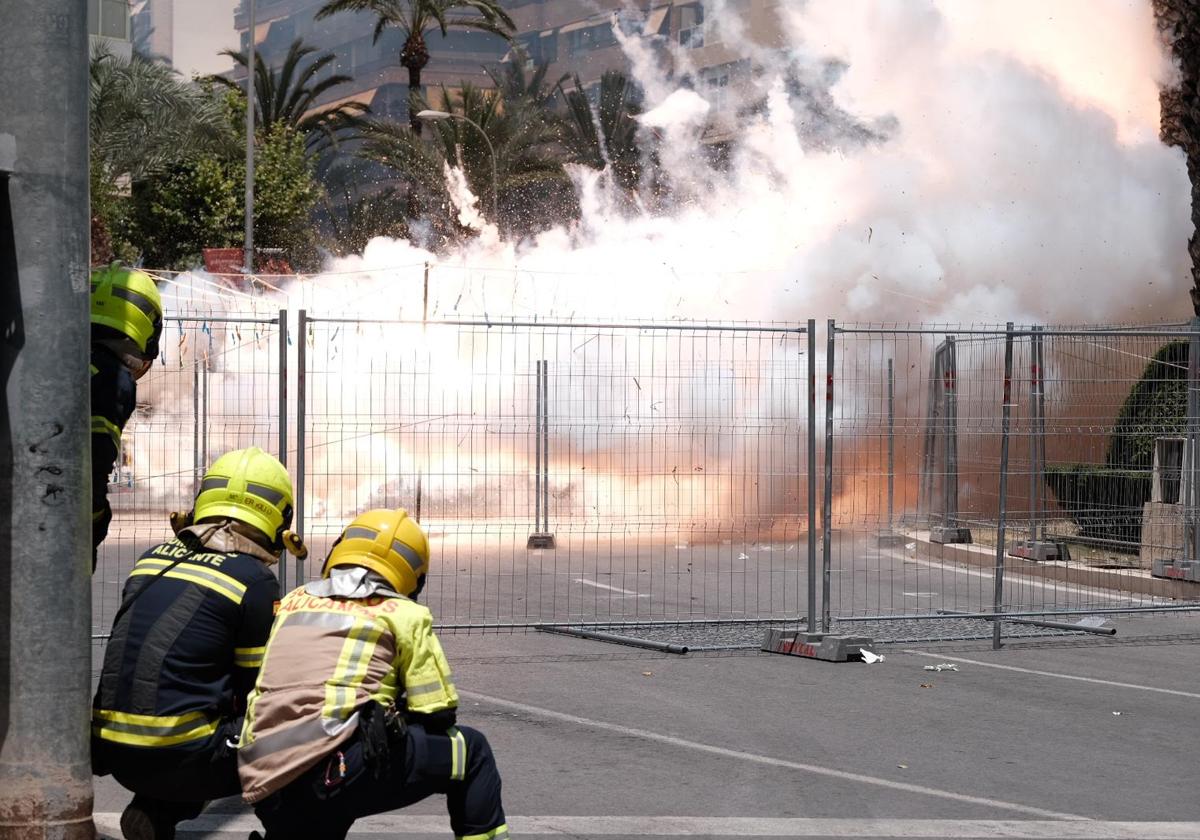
[239,509,510,840]
[91,265,163,571]
[93,447,302,840]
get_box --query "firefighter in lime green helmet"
[239,509,510,840]
[94,447,303,840]
[90,265,163,571]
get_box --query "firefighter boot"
[120,795,205,840]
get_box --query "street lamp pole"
[244,0,256,273]
[416,110,498,221]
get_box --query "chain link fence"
[90,301,1200,661]
[294,315,814,644]
[825,322,1200,645]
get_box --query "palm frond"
[90,45,231,186]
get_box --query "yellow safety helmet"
[322,509,430,597]
[193,447,294,550]
[90,265,163,358]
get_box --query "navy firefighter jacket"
[90,345,136,557]
[92,527,279,752]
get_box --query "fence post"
[277,310,288,591]
[807,320,817,629]
[888,357,895,530]
[528,359,555,548]
[929,338,971,544]
[877,357,906,547]
[1189,319,1200,570]
[822,320,836,633]
[193,360,201,493]
[992,323,1015,650]
[542,359,551,534]
[534,360,541,534]
[201,357,209,469]
[1013,326,1060,561]
[422,262,430,327]
[295,310,307,584]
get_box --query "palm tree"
[90,44,230,187]
[89,44,231,261]
[314,0,515,134]
[214,38,369,157]
[559,71,644,194]
[1153,0,1200,314]
[486,53,568,113]
[359,82,574,233]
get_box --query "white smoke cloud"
[255,0,1192,326]
[137,0,1195,531]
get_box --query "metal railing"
[295,314,815,632]
[825,322,1200,646]
[90,309,1200,663]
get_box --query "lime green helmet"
[193,447,294,550]
[90,265,163,358]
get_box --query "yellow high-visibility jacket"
[237,580,457,803]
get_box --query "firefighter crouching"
[238,509,510,840]
[93,447,300,840]
[91,264,163,571]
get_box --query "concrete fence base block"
[931,526,973,545]
[876,530,909,547]
[526,533,557,549]
[761,629,875,662]
[1009,540,1066,562]
[1152,558,1200,582]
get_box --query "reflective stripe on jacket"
[92,525,280,751]
[237,584,458,803]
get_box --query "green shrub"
[1045,340,1187,547]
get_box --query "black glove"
[360,701,406,780]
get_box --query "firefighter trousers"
[253,724,508,840]
[95,723,242,822]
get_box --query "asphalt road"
[94,623,1200,838]
[91,520,1200,838]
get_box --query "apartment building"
[503,0,786,138]
[229,0,784,138]
[232,0,509,121]
[89,0,133,57]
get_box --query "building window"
[90,0,130,39]
[700,60,748,112]
[700,61,737,112]
[541,32,559,64]
[373,83,412,122]
[566,23,618,57]
[678,3,705,49]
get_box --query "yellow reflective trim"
[92,508,106,521]
[93,709,208,727]
[448,726,466,781]
[322,618,385,722]
[457,824,509,840]
[234,645,266,668]
[91,709,219,748]
[91,415,121,448]
[92,719,218,748]
[406,679,449,698]
[90,363,99,375]
[129,560,247,604]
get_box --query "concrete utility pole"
[244,0,257,273]
[0,1,95,838]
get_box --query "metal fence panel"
[297,317,812,633]
[826,323,1200,644]
[92,313,285,667]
